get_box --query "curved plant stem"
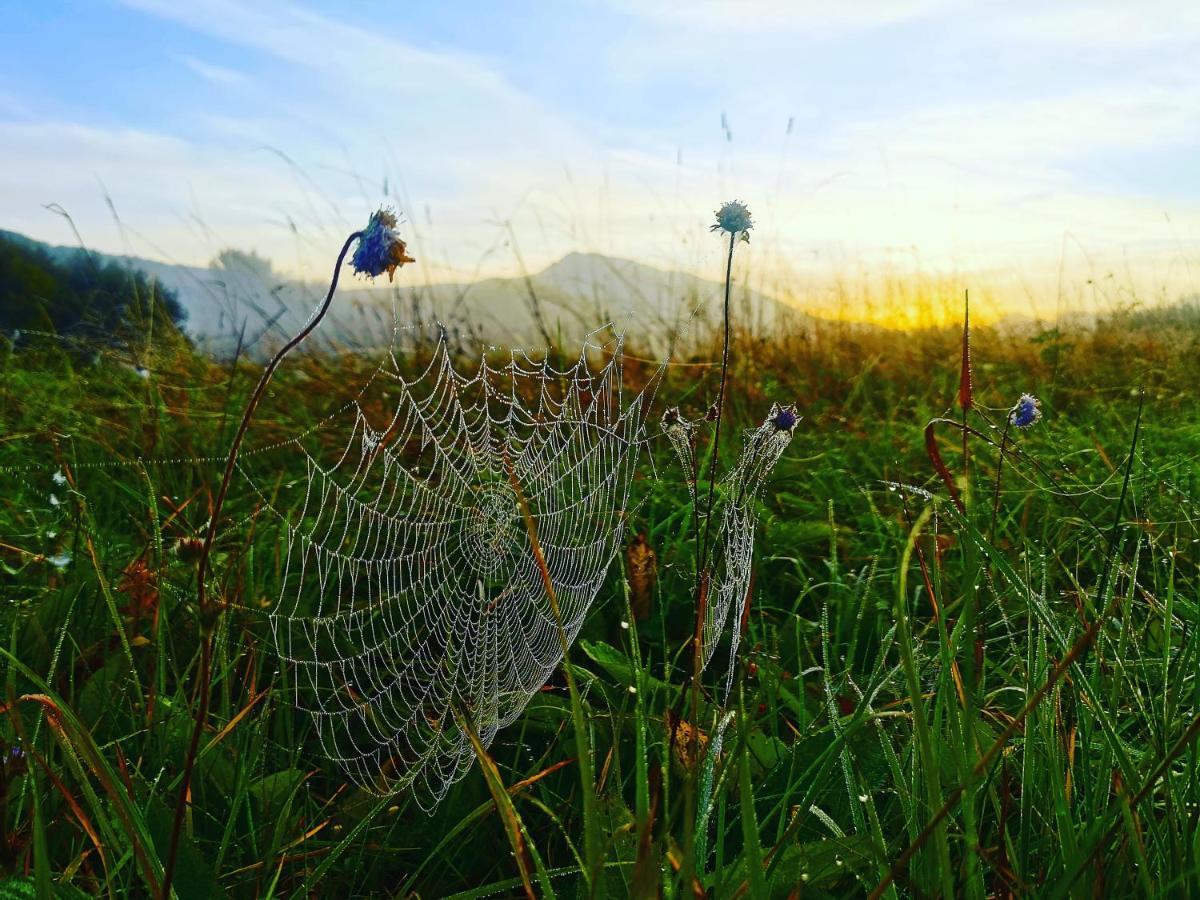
[161,230,361,899]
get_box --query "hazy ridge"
[0,230,806,358]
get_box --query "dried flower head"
[626,533,657,621]
[351,208,415,281]
[1009,393,1042,429]
[174,536,205,565]
[661,406,685,431]
[711,200,753,240]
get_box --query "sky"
[2,0,1199,322]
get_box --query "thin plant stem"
[988,419,1014,545]
[682,228,736,888]
[1058,712,1200,892]
[867,391,1145,899]
[506,461,604,899]
[960,291,972,496]
[161,230,361,899]
[699,231,737,574]
[692,229,737,694]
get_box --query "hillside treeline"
[0,233,185,345]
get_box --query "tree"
[0,234,186,344]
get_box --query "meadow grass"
[0,303,1198,898]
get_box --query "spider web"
[702,410,795,696]
[239,328,654,806]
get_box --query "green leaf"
[145,794,228,900]
[247,767,307,808]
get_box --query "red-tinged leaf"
[925,422,965,513]
[117,554,159,623]
[454,702,538,900]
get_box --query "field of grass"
[1,294,1198,898]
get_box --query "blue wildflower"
[711,200,753,240]
[770,405,799,433]
[351,208,415,282]
[1009,393,1042,429]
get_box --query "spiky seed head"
[711,200,753,240]
[770,404,799,433]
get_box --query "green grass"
[1,306,1198,898]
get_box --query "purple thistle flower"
[1009,393,1042,429]
[351,208,415,282]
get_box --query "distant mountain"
[0,231,806,358]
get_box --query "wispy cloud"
[596,0,958,31]
[994,3,1200,48]
[178,56,248,87]
[120,0,560,123]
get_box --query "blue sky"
[2,1,1198,315]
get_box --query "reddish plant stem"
[161,231,360,899]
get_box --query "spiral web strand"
[241,329,652,806]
